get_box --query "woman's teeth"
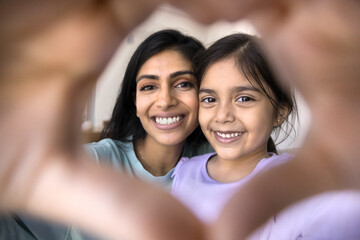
[155,116,181,125]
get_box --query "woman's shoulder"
[87,138,131,149]
[84,138,134,164]
[86,138,131,153]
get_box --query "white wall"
[90,4,311,150]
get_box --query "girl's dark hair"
[194,33,296,153]
[100,29,206,145]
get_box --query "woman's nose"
[156,87,177,109]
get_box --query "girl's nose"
[215,103,235,123]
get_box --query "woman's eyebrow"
[136,71,194,83]
[136,74,158,83]
[170,70,195,78]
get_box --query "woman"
[86,29,212,189]
[1,29,212,240]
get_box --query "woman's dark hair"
[193,33,296,153]
[100,29,206,145]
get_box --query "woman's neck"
[207,150,269,183]
[134,135,185,176]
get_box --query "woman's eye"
[139,85,155,91]
[175,81,194,88]
[236,96,253,102]
[201,97,216,103]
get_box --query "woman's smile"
[152,114,185,130]
[135,50,199,146]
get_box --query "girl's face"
[199,58,278,162]
[135,50,199,146]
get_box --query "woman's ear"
[132,92,139,118]
[273,104,290,127]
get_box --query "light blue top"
[85,138,213,189]
[0,138,213,240]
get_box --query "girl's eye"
[236,96,253,102]
[139,85,156,91]
[175,81,194,89]
[201,97,216,103]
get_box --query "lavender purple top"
[171,152,360,239]
[171,152,291,223]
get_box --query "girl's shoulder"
[273,152,294,162]
[173,152,216,178]
[270,152,294,165]
[183,152,217,167]
[254,152,294,174]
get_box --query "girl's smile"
[199,57,278,163]
[213,130,243,144]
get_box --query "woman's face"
[135,50,199,146]
[199,58,278,162]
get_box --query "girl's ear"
[273,104,290,127]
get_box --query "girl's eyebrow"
[199,86,261,94]
[136,70,195,83]
[199,88,215,94]
[233,86,261,93]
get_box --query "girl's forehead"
[201,58,249,86]
[200,58,274,96]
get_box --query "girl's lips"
[213,131,243,144]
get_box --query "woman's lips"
[152,115,185,130]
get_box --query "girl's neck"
[207,149,270,183]
[134,135,185,177]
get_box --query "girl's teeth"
[156,116,181,125]
[216,132,240,138]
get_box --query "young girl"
[171,33,295,225]
[172,33,360,240]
